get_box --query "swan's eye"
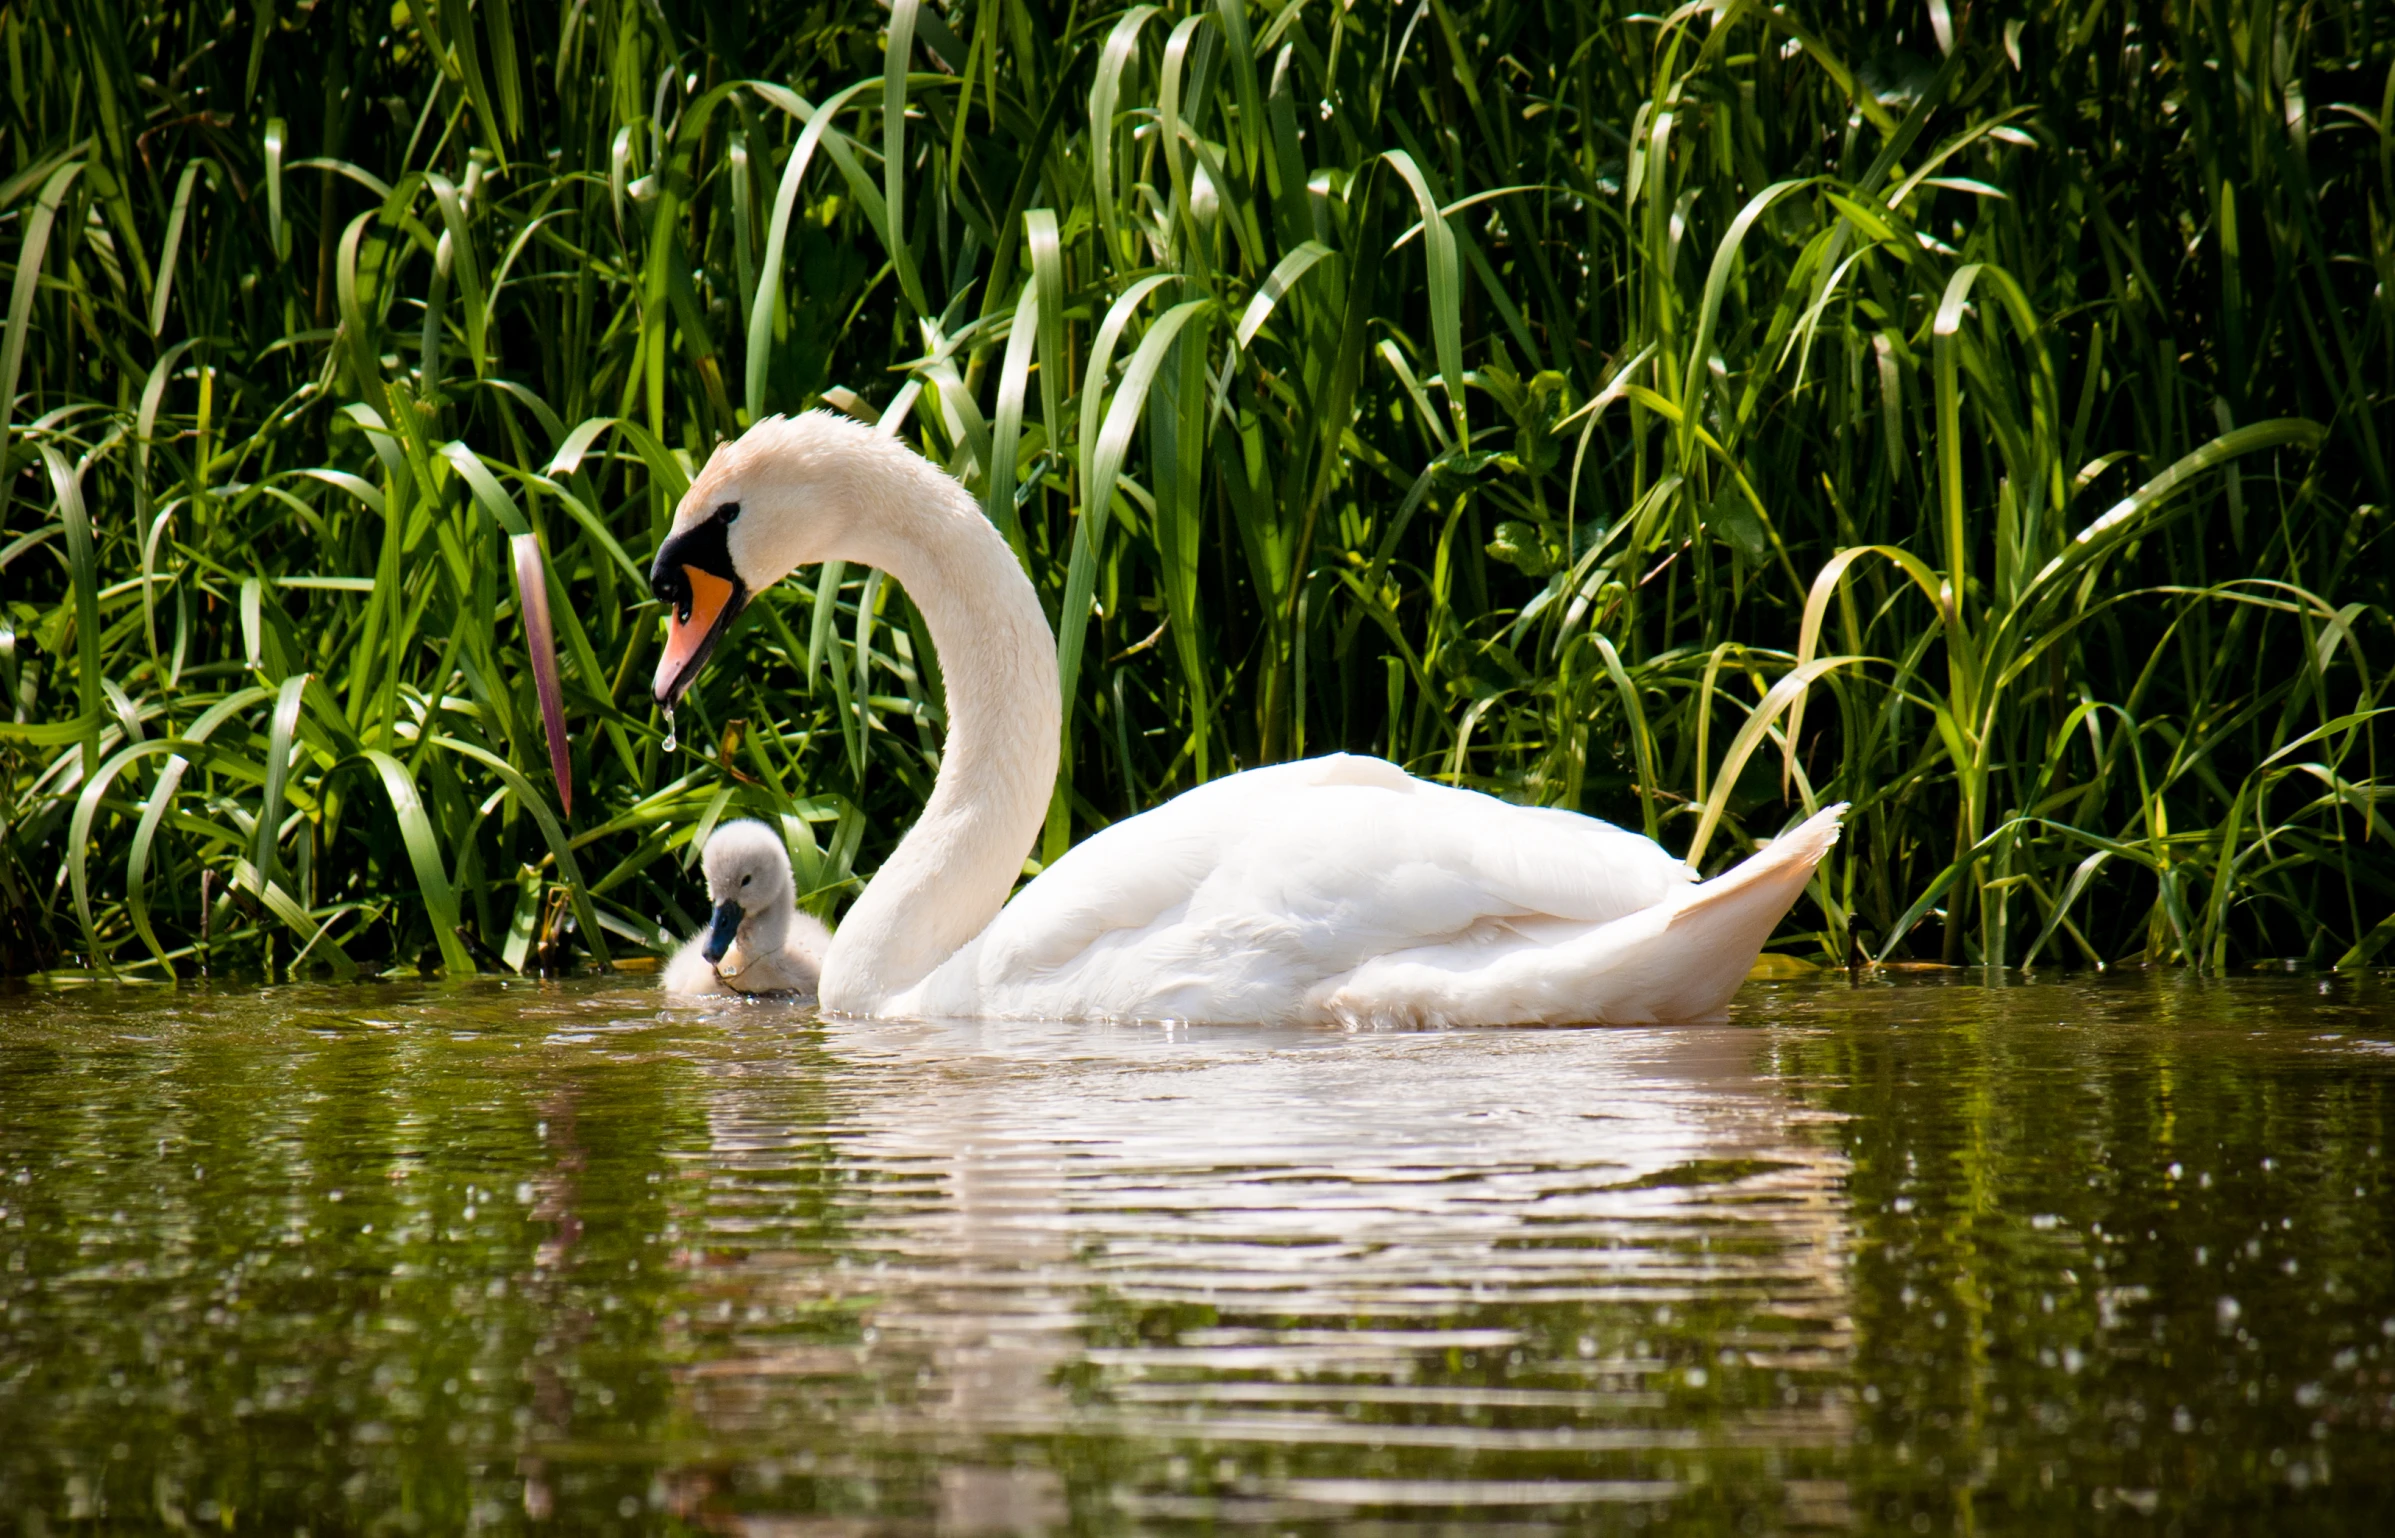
[741,875,751,886]
[716,501,742,525]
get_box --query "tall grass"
[2,0,2389,981]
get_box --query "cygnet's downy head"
[699,819,795,964]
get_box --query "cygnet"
[662,819,832,997]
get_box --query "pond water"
[0,973,2390,1534]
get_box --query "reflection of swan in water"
[664,1012,1857,1526]
[642,412,1844,1026]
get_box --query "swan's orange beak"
[651,564,747,707]
[649,504,749,708]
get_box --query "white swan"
[662,818,832,997]
[645,412,1842,1025]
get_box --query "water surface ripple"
[1,973,2389,1533]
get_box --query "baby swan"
[662,819,832,998]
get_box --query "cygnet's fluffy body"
[663,819,832,998]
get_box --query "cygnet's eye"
[716,501,742,525]
[741,874,752,887]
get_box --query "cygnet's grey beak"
[703,899,744,964]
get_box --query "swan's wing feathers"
[977,815,1225,972]
[973,755,1421,976]
[1185,786,1689,944]
[969,761,1695,1017]
[1407,794,1693,921]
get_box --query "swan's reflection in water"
[9,976,2388,1529]
[669,1015,1855,1531]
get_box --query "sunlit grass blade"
[511,531,573,817]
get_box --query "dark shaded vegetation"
[2,0,2389,979]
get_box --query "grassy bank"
[2,0,2390,980]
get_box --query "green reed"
[1,0,2388,980]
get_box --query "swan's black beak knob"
[648,507,747,708]
[703,900,744,964]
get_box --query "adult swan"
[645,412,1842,1025]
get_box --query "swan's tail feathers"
[1640,801,1846,1016]
[1308,802,1847,1028]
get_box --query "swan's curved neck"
[813,476,1059,1012]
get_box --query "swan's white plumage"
[651,412,1843,1025]
[894,754,1725,1023]
[894,758,1840,1025]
